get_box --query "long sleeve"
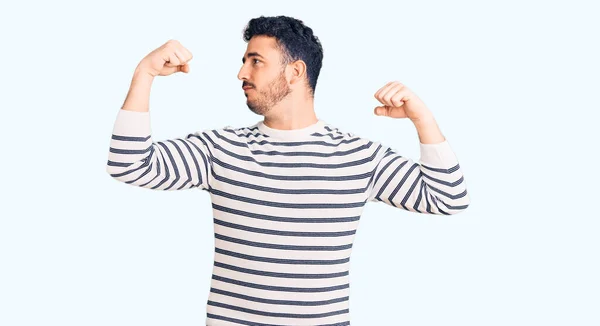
[367,139,470,215]
[106,109,213,191]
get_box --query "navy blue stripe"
[422,163,460,173]
[211,188,366,209]
[207,302,349,319]
[214,261,349,279]
[109,146,151,155]
[366,169,377,194]
[423,173,464,187]
[433,189,469,209]
[311,132,344,140]
[109,163,144,178]
[324,126,341,134]
[424,183,433,213]
[207,313,350,326]
[214,218,356,237]
[212,275,349,293]
[215,233,353,251]
[111,134,150,142]
[413,180,425,213]
[207,314,271,326]
[212,203,361,223]
[428,185,468,200]
[215,247,350,265]
[210,287,348,306]
[106,160,133,167]
[438,198,470,210]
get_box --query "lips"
[242,82,254,91]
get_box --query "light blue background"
[1,0,598,325]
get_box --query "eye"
[253,59,260,64]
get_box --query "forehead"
[243,35,281,59]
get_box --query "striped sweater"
[106,109,470,325]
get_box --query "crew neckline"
[256,119,327,140]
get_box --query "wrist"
[133,64,156,80]
[411,114,435,127]
[412,115,445,144]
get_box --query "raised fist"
[137,39,193,77]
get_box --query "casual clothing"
[106,109,470,325]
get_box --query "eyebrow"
[242,52,264,63]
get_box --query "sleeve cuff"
[419,139,458,168]
[112,109,152,137]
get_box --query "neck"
[263,93,318,130]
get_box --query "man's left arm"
[367,81,470,215]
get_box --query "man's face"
[238,35,292,115]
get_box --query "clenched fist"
[137,39,193,77]
[373,81,432,122]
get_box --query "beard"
[245,72,292,116]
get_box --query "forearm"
[121,66,155,113]
[413,115,446,144]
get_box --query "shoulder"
[322,123,396,160]
[217,122,266,139]
[194,123,261,138]
[319,122,378,146]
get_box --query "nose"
[237,64,249,81]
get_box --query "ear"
[287,60,307,85]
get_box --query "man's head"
[238,16,324,116]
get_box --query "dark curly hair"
[242,16,324,96]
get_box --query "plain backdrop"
[1,0,598,325]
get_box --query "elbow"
[432,189,470,215]
[106,160,117,177]
[449,203,470,215]
[105,158,138,182]
[106,159,125,175]
[105,160,123,182]
[447,190,471,215]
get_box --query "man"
[107,15,470,326]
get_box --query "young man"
[107,15,470,326]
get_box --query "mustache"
[243,82,255,88]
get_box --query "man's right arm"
[105,40,213,192]
[120,68,154,113]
